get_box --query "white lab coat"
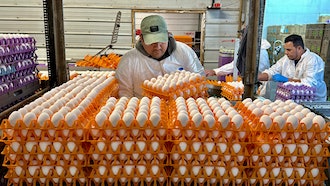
[115,41,205,98]
[262,48,327,101]
[258,39,271,72]
[214,39,271,76]
[257,39,271,98]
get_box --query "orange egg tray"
[75,53,121,69]
[142,82,208,101]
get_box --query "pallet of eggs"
[275,82,316,103]
[234,98,330,185]
[0,71,118,186]
[1,94,330,185]
[142,70,208,101]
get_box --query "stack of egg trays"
[0,35,37,96]
[141,75,208,101]
[0,74,119,185]
[0,118,88,186]
[220,82,244,101]
[86,98,170,186]
[166,100,251,186]
[235,102,330,185]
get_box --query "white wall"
[0,0,243,70]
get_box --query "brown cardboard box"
[267,25,282,34]
[321,39,330,62]
[305,24,326,39]
[286,24,306,35]
[323,24,330,40]
[318,15,330,23]
[305,39,323,55]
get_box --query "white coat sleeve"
[213,61,235,76]
[258,49,270,73]
[115,55,134,98]
[262,56,286,80]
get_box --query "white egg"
[150,113,161,126]
[8,111,22,126]
[51,112,64,127]
[252,108,263,117]
[286,115,299,129]
[215,109,225,119]
[37,112,50,126]
[227,110,238,119]
[177,112,189,126]
[95,112,108,127]
[273,115,285,129]
[300,117,313,129]
[294,112,304,121]
[269,112,279,119]
[283,105,292,112]
[136,112,148,127]
[218,115,230,128]
[259,115,272,129]
[275,107,286,115]
[247,103,257,111]
[109,111,121,127]
[306,112,316,119]
[263,99,272,105]
[300,108,311,116]
[262,106,274,115]
[122,112,135,127]
[231,114,243,128]
[191,112,203,127]
[69,166,78,176]
[65,112,78,126]
[313,115,326,129]
[23,112,37,125]
[242,98,252,104]
[204,114,215,128]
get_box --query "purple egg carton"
[275,82,316,103]
[0,49,36,64]
[0,81,14,96]
[0,35,35,46]
[0,44,36,57]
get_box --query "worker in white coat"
[258,34,327,101]
[205,39,271,79]
[115,15,205,98]
[257,39,271,97]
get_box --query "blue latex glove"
[272,74,288,82]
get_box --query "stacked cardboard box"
[321,24,330,99]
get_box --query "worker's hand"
[205,69,216,77]
[272,74,288,82]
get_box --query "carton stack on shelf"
[267,24,306,64]
[0,34,39,112]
